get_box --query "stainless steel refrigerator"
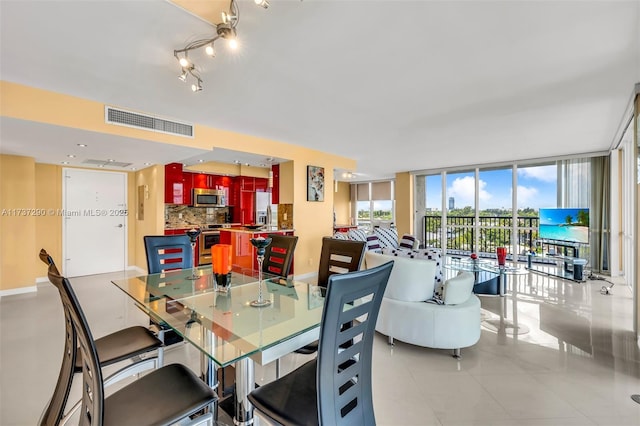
[255,192,271,225]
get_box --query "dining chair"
[144,235,194,346]
[248,260,393,426]
[43,262,216,426]
[294,237,366,356]
[144,234,194,273]
[262,234,298,278]
[38,249,165,426]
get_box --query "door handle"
[116,224,123,228]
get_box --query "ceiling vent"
[105,106,194,138]
[82,159,133,168]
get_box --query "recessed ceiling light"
[198,159,204,163]
[144,162,151,166]
[107,159,115,162]
[244,162,250,166]
[234,160,241,165]
[259,163,266,167]
[77,144,87,147]
[98,165,105,168]
[67,154,75,158]
[131,167,136,170]
[61,161,69,164]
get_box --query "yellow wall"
[0,82,356,287]
[134,166,165,271]
[0,155,37,291]
[334,181,351,224]
[279,162,294,204]
[34,164,62,277]
[394,172,413,237]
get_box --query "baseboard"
[0,285,38,298]
[36,276,50,283]
[293,271,317,281]
[127,265,146,274]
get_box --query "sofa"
[365,251,481,358]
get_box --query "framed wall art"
[307,165,324,202]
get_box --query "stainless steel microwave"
[192,188,226,207]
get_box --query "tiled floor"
[1,267,639,426]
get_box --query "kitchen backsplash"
[277,203,293,230]
[165,205,229,228]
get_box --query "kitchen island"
[220,227,295,273]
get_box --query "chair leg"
[275,358,281,379]
[452,348,461,359]
[388,336,394,346]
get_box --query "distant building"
[449,197,455,210]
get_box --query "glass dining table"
[111,266,325,426]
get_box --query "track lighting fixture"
[173,0,268,93]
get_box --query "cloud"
[448,176,490,207]
[517,185,539,207]
[518,165,556,183]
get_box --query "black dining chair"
[248,260,393,426]
[144,235,194,346]
[294,237,366,356]
[38,249,164,426]
[262,234,298,278]
[43,261,217,426]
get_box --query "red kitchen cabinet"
[255,177,268,192]
[165,163,192,205]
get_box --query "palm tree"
[565,215,574,225]
[577,209,589,226]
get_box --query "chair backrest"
[317,237,366,287]
[38,249,75,426]
[47,265,106,426]
[316,260,393,425]
[262,234,298,278]
[144,235,193,274]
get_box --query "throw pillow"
[399,233,417,250]
[442,271,474,305]
[333,232,349,240]
[366,235,382,253]
[374,227,399,249]
[347,228,368,242]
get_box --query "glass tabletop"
[112,266,324,367]
[445,257,527,275]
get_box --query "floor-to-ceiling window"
[353,180,394,231]
[446,170,475,254]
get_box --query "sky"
[425,165,558,211]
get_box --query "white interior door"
[63,168,127,277]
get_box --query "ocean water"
[539,224,589,244]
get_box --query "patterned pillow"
[382,247,444,290]
[373,227,398,249]
[415,248,444,287]
[366,235,382,253]
[333,232,349,240]
[399,234,417,250]
[347,228,368,242]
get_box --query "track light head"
[191,79,203,92]
[205,44,215,57]
[254,0,269,9]
[178,69,188,82]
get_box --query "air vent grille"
[105,106,193,137]
[82,159,133,168]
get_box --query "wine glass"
[185,228,201,280]
[249,237,272,307]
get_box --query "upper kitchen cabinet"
[165,163,192,205]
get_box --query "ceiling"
[1,1,639,180]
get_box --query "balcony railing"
[422,215,549,263]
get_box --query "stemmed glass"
[185,228,201,280]
[250,236,272,307]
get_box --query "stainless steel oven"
[198,230,220,265]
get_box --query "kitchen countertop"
[221,227,294,234]
[164,223,241,230]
